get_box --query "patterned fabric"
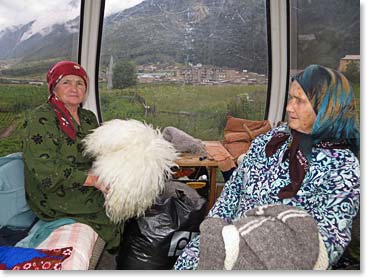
[265,130,310,199]
[292,64,359,157]
[265,130,349,199]
[22,102,123,251]
[48,95,78,141]
[0,246,72,270]
[173,125,360,270]
[46,61,89,141]
[262,65,359,199]
[36,222,98,270]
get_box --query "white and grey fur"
[82,119,178,223]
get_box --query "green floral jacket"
[22,102,123,251]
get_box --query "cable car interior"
[0,0,361,271]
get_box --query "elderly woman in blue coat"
[174,64,360,270]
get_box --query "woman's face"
[286,80,317,134]
[54,74,87,109]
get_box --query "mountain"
[0,0,360,76]
[0,17,80,63]
[294,0,360,69]
[0,0,269,75]
[99,0,268,73]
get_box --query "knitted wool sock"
[197,205,321,270]
[314,233,329,270]
[228,205,320,270]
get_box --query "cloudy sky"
[0,0,144,31]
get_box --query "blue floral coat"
[174,125,360,270]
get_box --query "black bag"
[116,181,207,270]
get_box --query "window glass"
[289,0,360,120]
[99,0,269,140]
[0,0,82,156]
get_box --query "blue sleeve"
[173,235,200,270]
[207,165,243,219]
[173,129,275,270]
[312,152,360,266]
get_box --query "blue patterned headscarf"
[292,64,360,157]
[266,64,359,199]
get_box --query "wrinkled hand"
[84,174,110,194]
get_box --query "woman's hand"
[84,174,109,194]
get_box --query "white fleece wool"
[82,119,178,223]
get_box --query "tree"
[343,61,360,84]
[112,60,137,89]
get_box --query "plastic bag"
[116,181,207,270]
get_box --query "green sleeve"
[22,106,98,193]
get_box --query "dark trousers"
[221,167,236,183]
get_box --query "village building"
[338,55,360,72]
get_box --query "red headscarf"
[46,61,89,141]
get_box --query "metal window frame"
[78,0,105,123]
[266,0,289,126]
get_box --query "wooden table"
[175,142,222,211]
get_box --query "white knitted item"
[313,233,329,270]
[82,119,178,223]
[222,225,240,270]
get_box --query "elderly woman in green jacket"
[22,61,122,251]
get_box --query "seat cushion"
[0,152,36,228]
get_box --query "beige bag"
[222,115,271,160]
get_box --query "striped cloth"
[36,223,98,270]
